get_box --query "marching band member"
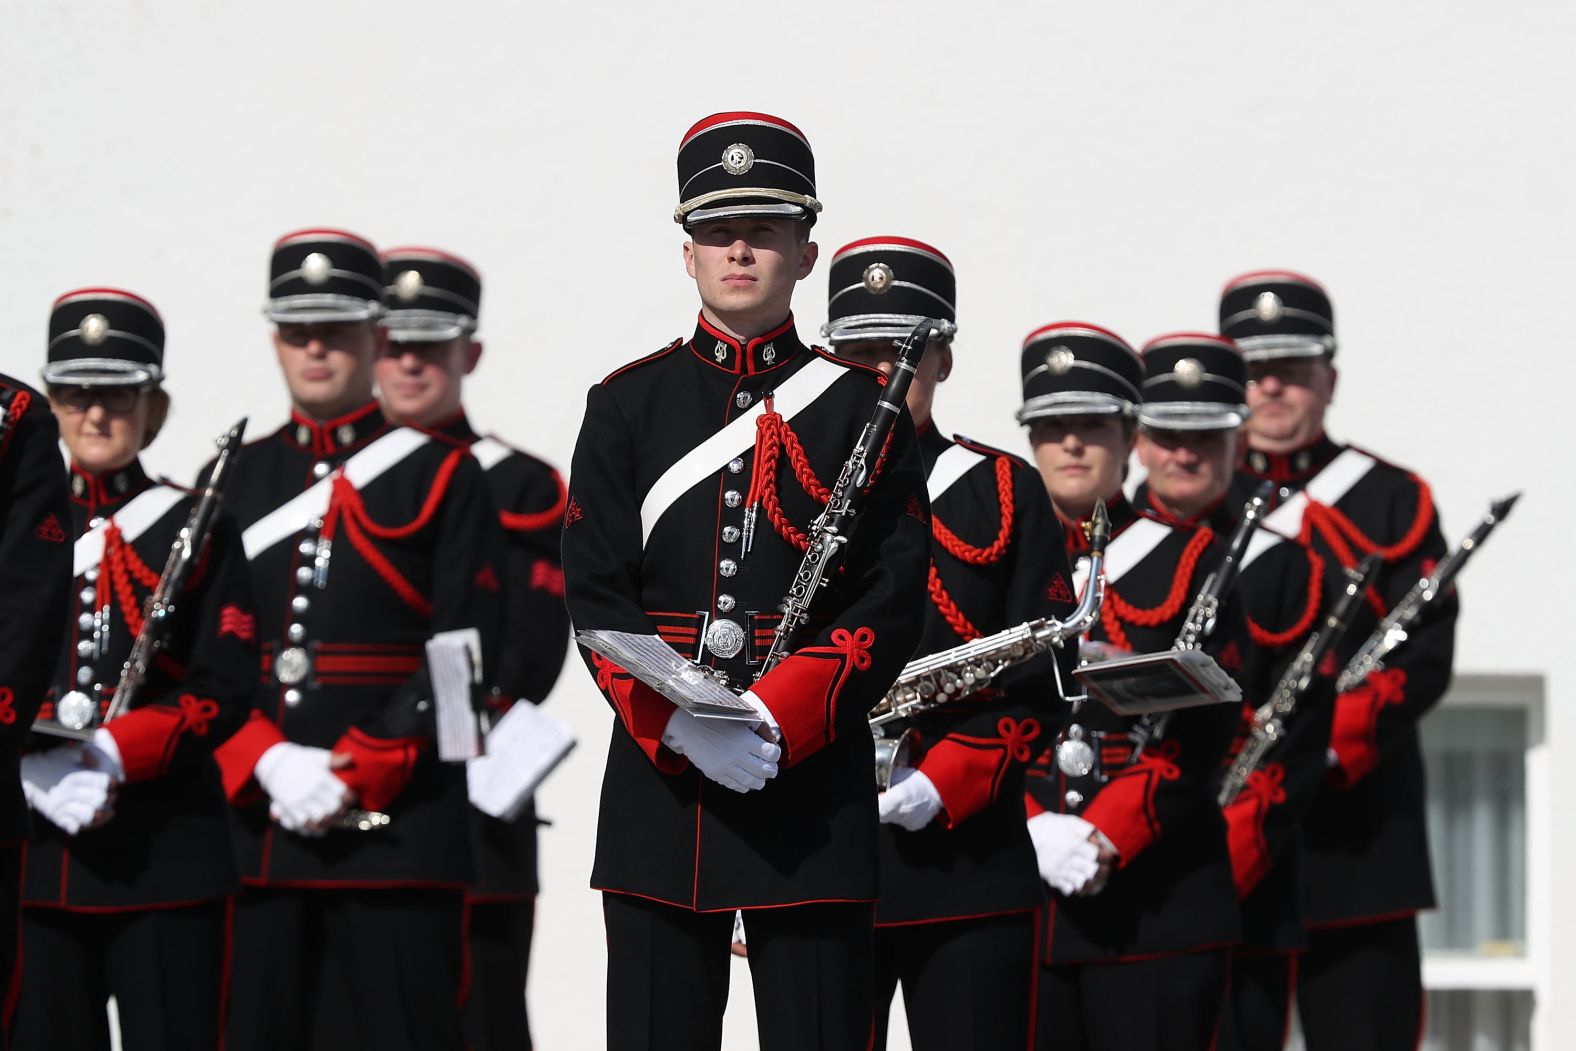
[212,230,503,1051]
[1017,323,1244,1050]
[0,367,74,1038]
[14,291,256,1050]
[1130,333,1338,1050]
[377,246,570,1051]
[1220,272,1457,1051]
[824,237,1075,1051]
[561,113,931,1051]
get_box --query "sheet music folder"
[575,629,759,721]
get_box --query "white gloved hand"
[738,690,781,743]
[86,729,126,784]
[22,748,88,834]
[255,742,351,836]
[47,768,116,833]
[1028,812,1101,895]
[878,767,944,831]
[661,707,781,793]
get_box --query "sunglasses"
[50,385,146,414]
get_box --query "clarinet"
[758,318,940,675]
[1218,555,1380,805]
[1335,492,1519,694]
[1128,481,1272,756]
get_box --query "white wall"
[3,1,1572,1046]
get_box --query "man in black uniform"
[561,112,931,1051]
[824,236,1075,1051]
[212,229,503,1051]
[0,367,73,1043]
[1016,322,1245,1051]
[1130,332,1338,1050]
[1220,271,1456,1051]
[15,289,256,1050]
[377,246,570,1051]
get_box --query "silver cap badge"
[721,143,755,176]
[1254,291,1283,322]
[1047,346,1076,374]
[862,262,894,295]
[78,313,111,346]
[1173,357,1205,389]
[394,269,423,302]
[301,252,333,286]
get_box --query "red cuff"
[104,694,224,783]
[1327,668,1407,789]
[213,711,288,802]
[590,655,686,774]
[917,719,1042,828]
[1223,762,1290,896]
[331,728,426,812]
[1024,790,1047,819]
[1080,740,1183,868]
[750,627,877,767]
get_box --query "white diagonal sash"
[471,436,514,473]
[927,445,987,504]
[241,428,431,560]
[73,485,187,578]
[1073,517,1173,596]
[1260,449,1378,539]
[639,356,846,545]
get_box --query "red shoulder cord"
[499,473,568,533]
[320,448,467,616]
[1247,547,1327,648]
[1099,527,1215,651]
[0,388,29,459]
[927,455,1016,640]
[1300,476,1433,617]
[743,396,893,552]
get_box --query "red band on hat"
[831,236,953,268]
[1022,321,1137,359]
[381,246,482,281]
[1220,269,1328,295]
[1140,332,1240,355]
[681,111,809,147]
[272,228,378,253]
[50,288,162,317]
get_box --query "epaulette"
[808,344,887,385]
[951,433,1032,471]
[601,338,684,385]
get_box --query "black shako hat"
[1218,269,1336,362]
[674,111,821,228]
[822,236,957,346]
[44,288,165,387]
[1138,332,1250,431]
[382,247,482,343]
[266,228,386,324]
[1016,322,1142,424]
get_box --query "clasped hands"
[21,731,124,835]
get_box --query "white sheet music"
[575,629,758,720]
[428,628,483,762]
[467,700,577,821]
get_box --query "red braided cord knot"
[1299,478,1433,617]
[1248,547,1327,647]
[178,693,220,736]
[0,687,14,726]
[591,653,627,692]
[1099,527,1215,650]
[1130,738,1183,781]
[1346,666,1407,707]
[997,716,1041,762]
[830,627,875,671]
[499,474,568,532]
[1240,762,1288,807]
[0,389,29,458]
[103,522,162,637]
[931,455,1015,566]
[319,449,466,616]
[927,563,980,641]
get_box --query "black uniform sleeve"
[494,462,570,707]
[916,461,1077,826]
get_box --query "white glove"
[661,707,780,793]
[22,748,89,834]
[86,729,126,784]
[255,742,351,836]
[1028,812,1101,895]
[47,768,116,833]
[877,767,943,831]
[738,690,781,743]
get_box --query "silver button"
[83,567,98,583]
[78,588,96,605]
[88,517,105,530]
[275,646,312,685]
[718,559,738,578]
[716,594,736,613]
[76,640,94,658]
[336,424,355,445]
[76,665,95,686]
[56,691,98,732]
[705,618,746,659]
[1278,486,1291,500]
[735,391,753,409]
[78,613,95,631]
[291,595,311,615]
[287,623,306,643]
[724,490,743,508]
[295,566,315,586]
[721,526,741,543]
[299,539,318,557]
[416,699,432,713]
[312,461,332,479]
[284,688,303,707]
[728,458,745,474]
[1064,790,1085,808]
[296,425,312,446]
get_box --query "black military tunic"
[1230,433,1456,926]
[24,460,254,909]
[876,425,1075,925]
[562,314,931,911]
[212,400,503,886]
[1027,496,1244,964]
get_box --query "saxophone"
[870,503,1110,787]
[1335,492,1519,694]
[1217,555,1380,806]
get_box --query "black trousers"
[463,896,535,1051]
[1297,917,1423,1051]
[1036,948,1230,1051]
[602,892,875,1051]
[873,911,1036,1051]
[1219,951,1295,1051]
[226,886,465,1051]
[11,900,228,1051]
[0,842,19,1050]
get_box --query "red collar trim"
[1057,494,1133,553]
[1140,488,1227,530]
[1243,432,1340,484]
[690,313,801,375]
[286,399,387,455]
[69,459,152,511]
